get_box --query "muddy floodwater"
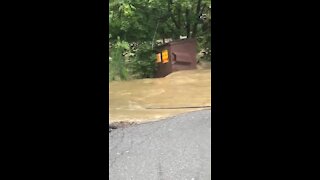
[109,67,211,124]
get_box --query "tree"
[109,0,212,80]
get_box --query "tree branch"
[167,0,179,29]
[199,4,206,17]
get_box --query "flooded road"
[109,68,211,124]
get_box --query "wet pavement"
[109,110,211,180]
[109,68,211,123]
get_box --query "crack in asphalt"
[157,163,164,180]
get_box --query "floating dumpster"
[155,38,197,78]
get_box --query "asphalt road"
[109,110,211,180]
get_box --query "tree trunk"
[177,5,181,29]
[168,0,179,30]
[167,0,182,40]
[185,8,191,38]
[191,0,202,38]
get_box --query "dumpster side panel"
[171,39,197,71]
[155,45,173,78]
[154,39,197,77]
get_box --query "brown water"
[109,67,211,124]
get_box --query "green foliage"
[109,0,212,81]
[109,38,130,81]
[129,43,156,78]
[109,39,156,80]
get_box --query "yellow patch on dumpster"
[156,53,161,63]
[162,50,169,63]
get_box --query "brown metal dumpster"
[155,38,197,78]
